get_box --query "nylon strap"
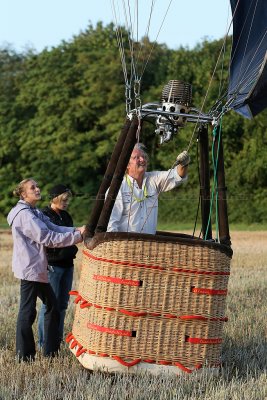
[125,175,148,203]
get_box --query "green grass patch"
[1,231,267,399]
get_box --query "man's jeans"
[16,280,60,361]
[38,266,73,347]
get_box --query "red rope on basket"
[185,337,223,344]
[112,356,142,367]
[80,301,93,308]
[75,343,83,354]
[174,362,193,373]
[163,314,178,319]
[84,250,230,276]
[70,340,78,349]
[69,290,79,296]
[67,332,219,373]
[76,348,87,357]
[93,274,141,286]
[88,323,134,337]
[118,309,147,317]
[65,333,74,343]
[74,295,82,304]
[65,333,88,357]
[171,267,229,276]
[84,250,164,271]
[71,290,228,321]
[159,360,172,365]
[174,362,202,373]
[191,287,227,295]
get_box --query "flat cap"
[49,184,71,199]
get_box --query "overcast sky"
[1,0,232,53]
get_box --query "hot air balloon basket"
[67,231,232,375]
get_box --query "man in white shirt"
[107,144,190,235]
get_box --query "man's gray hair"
[133,143,149,161]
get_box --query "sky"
[0,0,232,53]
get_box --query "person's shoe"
[43,349,60,358]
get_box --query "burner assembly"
[155,80,193,143]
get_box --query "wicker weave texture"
[72,236,231,368]
[72,306,223,368]
[78,239,230,318]
[88,239,231,273]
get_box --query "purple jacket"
[7,200,82,283]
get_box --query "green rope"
[213,119,223,241]
[204,118,223,241]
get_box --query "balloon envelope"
[228,0,267,118]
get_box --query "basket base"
[68,341,219,376]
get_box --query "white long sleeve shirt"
[107,169,187,235]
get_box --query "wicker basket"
[68,231,232,374]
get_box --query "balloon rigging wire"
[135,0,156,78]
[139,0,173,80]
[110,0,265,234]
[111,1,174,100]
[111,2,131,91]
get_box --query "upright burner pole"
[213,129,231,246]
[95,116,140,234]
[84,118,131,240]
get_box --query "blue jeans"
[17,280,60,361]
[38,266,73,347]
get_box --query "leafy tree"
[0,25,266,227]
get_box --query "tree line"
[0,22,266,227]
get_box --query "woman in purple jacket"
[7,178,85,362]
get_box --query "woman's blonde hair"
[13,178,35,199]
[51,191,72,205]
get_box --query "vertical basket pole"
[198,124,212,239]
[85,118,131,240]
[214,130,231,246]
[95,116,140,233]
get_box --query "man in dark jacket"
[38,184,78,347]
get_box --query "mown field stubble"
[0,230,266,400]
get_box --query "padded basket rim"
[85,231,233,258]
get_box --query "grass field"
[0,230,266,400]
